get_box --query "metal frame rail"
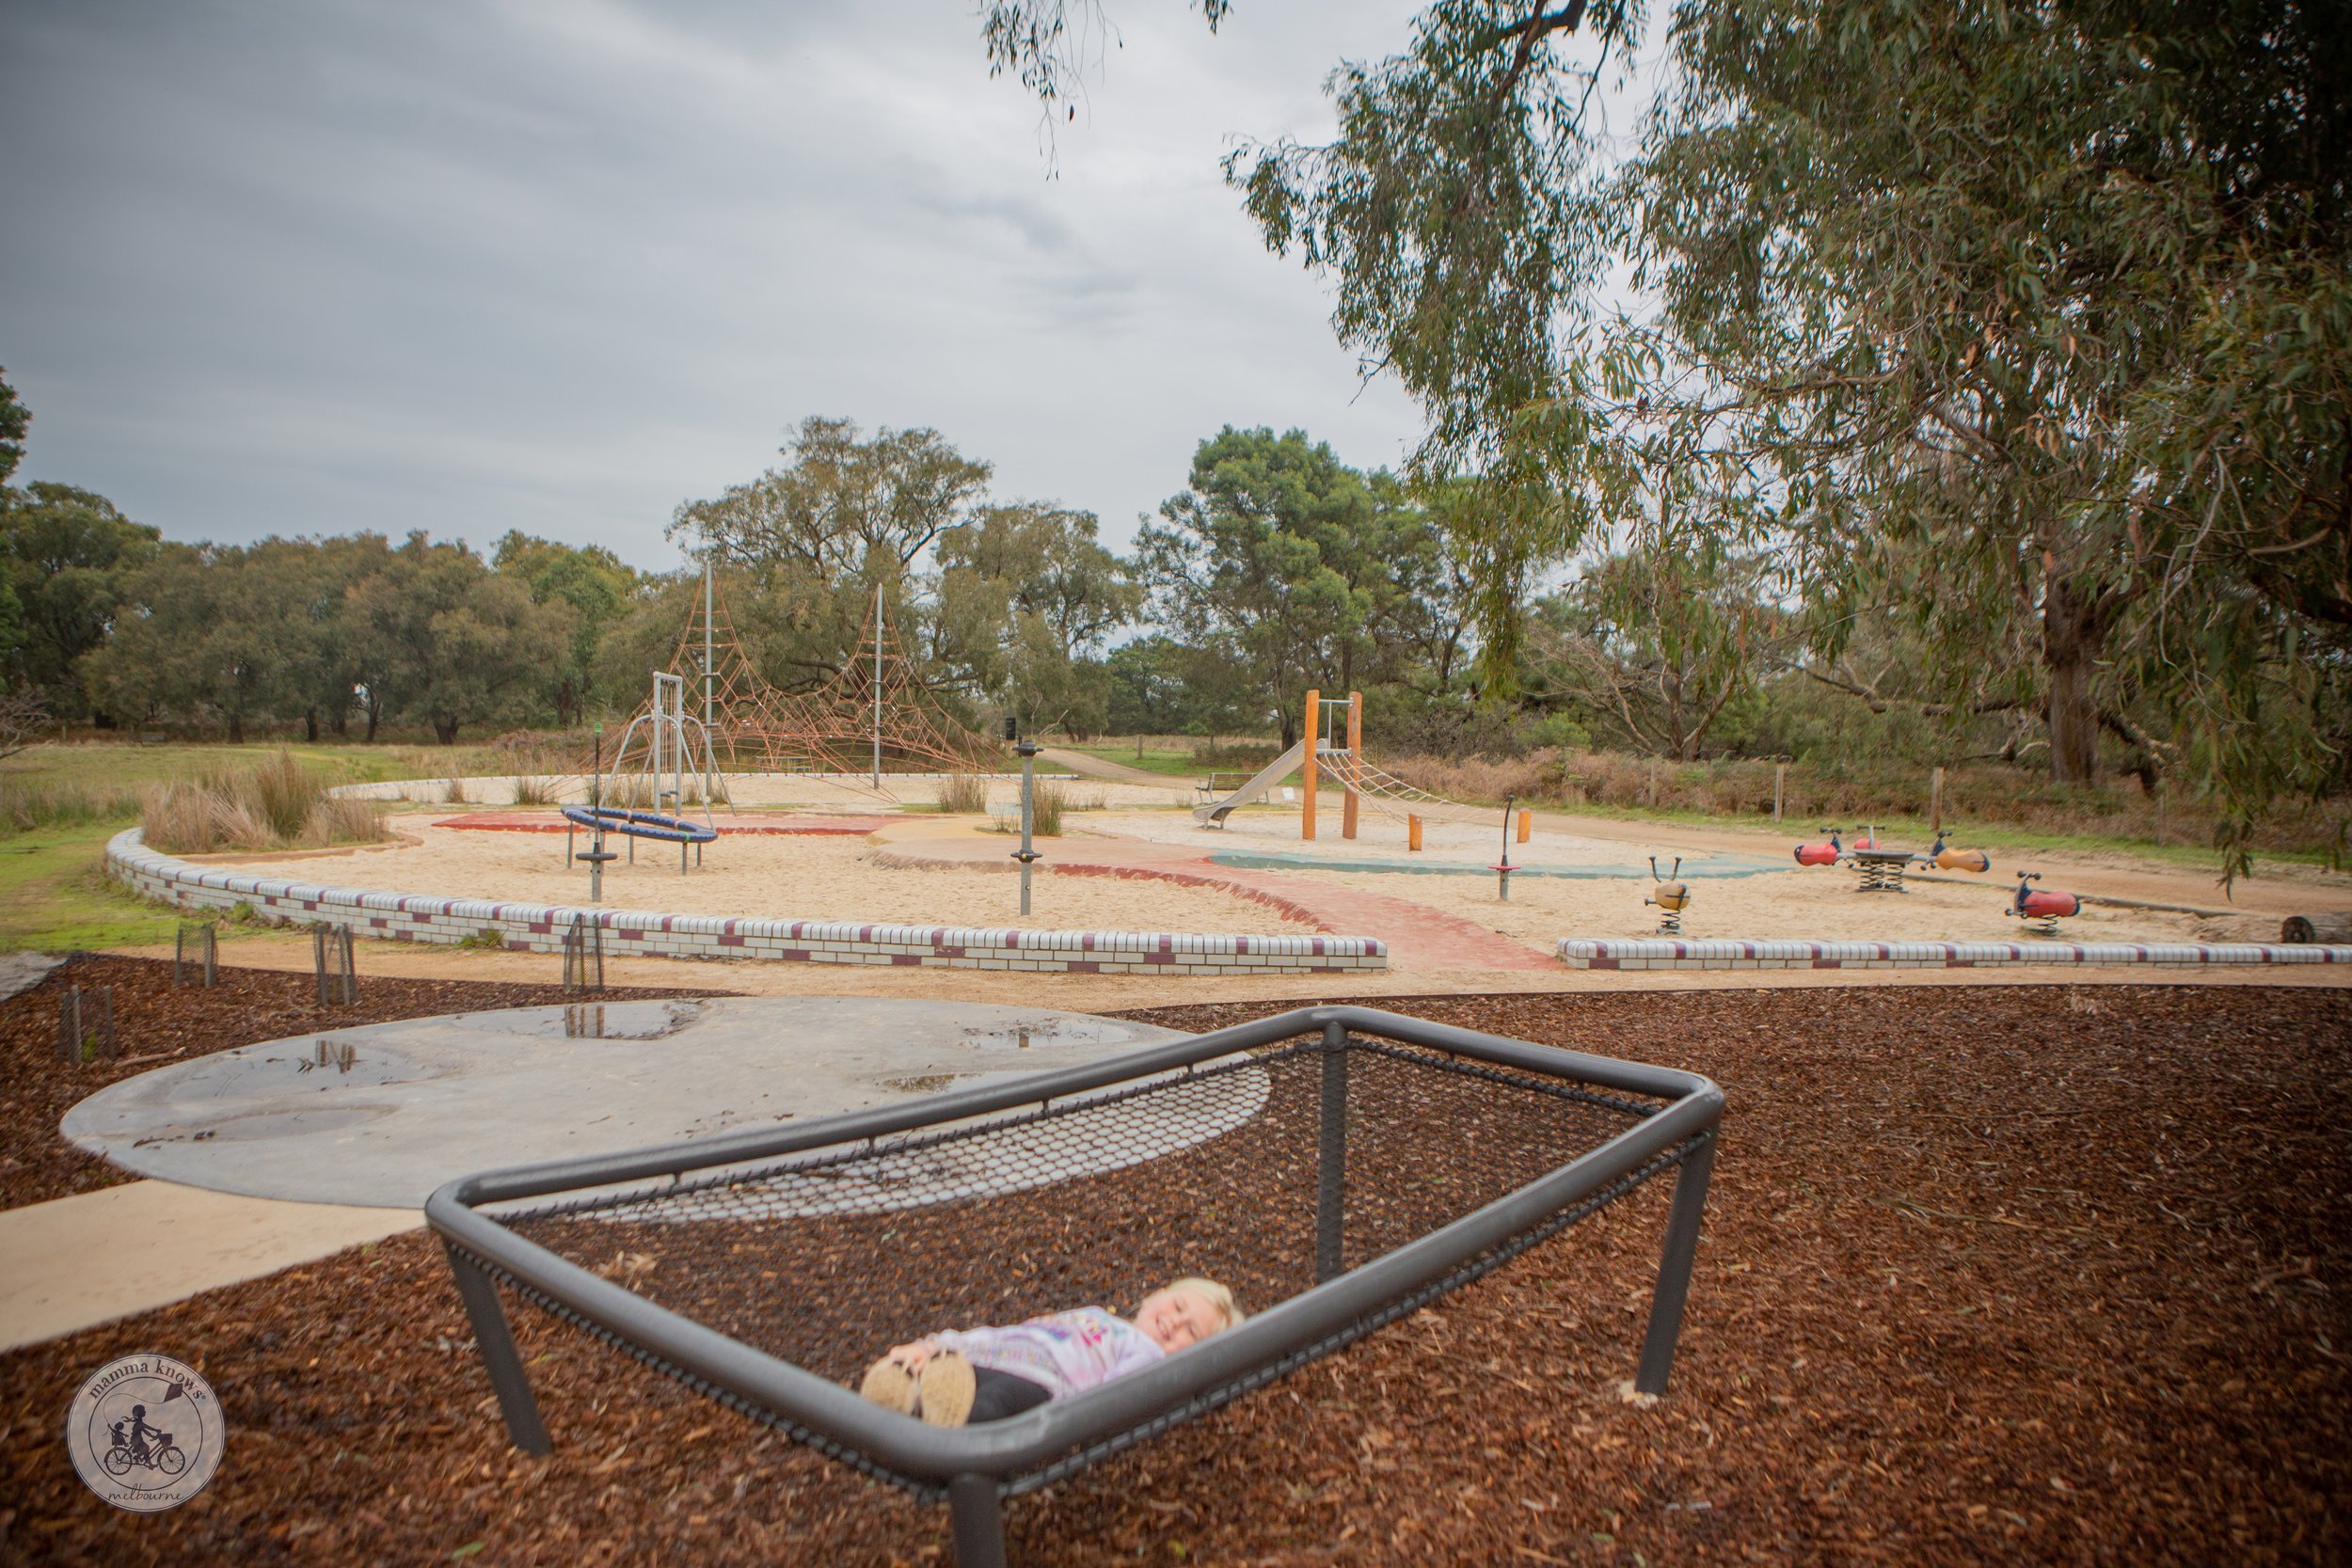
[426,1005,1724,1568]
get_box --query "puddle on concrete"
[553,1001,706,1040]
[171,1042,429,1097]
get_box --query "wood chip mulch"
[1,979,2346,1566]
[0,955,722,1212]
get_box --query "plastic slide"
[1190,740,1309,826]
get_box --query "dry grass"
[139,753,391,855]
[440,776,472,804]
[938,774,991,815]
[511,774,562,807]
[0,778,145,837]
[982,780,1071,836]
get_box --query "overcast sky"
[0,0,1470,570]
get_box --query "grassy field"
[0,742,477,954]
[1057,743,1211,779]
[0,821,197,951]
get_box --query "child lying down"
[858,1277,1246,1427]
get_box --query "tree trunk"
[228,713,244,744]
[2042,571,2106,784]
[435,717,460,745]
[304,708,319,743]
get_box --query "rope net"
[487,1037,1674,1493]
[1318,751,1495,826]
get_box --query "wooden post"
[1647,760,1659,809]
[1301,689,1319,842]
[1773,763,1786,823]
[1517,808,1531,844]
[1341,690,1361,841]
[1931,766,1945,832]
[1408,815,1422,852]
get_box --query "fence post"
[1772,763,1786,823]
[1646,760,1659,809]
[1931,766,1945,832]
[1315,1018,1349,1283]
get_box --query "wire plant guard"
[428,1006,1724,1568]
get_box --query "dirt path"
[1034,746,1192,790]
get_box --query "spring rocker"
[2009,871,2082,938]
[1792,827,1844,867]
[1645,856,1692,935]
[1925,830,1993,874]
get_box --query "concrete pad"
[63,998,1185,1209]
[0,1180,421,1352]
[0,951,65,1003]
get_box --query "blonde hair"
[1164,1276,1245,1334]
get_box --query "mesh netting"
[481,1037,1677,1494]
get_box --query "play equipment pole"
[1301,689,1319,841]
[702,564,714,732]
[1008,716,1039,917]
[872,580,883,790]
[1342,689,1360,841]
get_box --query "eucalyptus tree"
[981,0,2348,865]
[1591,0,2351,874]
[666,416,996,690]
[494,531,641,728]
[1136,426,1445,748]
[932,502,1141,732]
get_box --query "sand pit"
[1091,807,2280,949]
[215,820,1317,938]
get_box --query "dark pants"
[970,1369,1051,1423]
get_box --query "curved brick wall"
[105,830,1386,976]
[1558,937,2352,971]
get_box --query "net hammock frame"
[427,1004,1723,1568]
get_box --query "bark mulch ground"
[1,981,2346,1565]
[0,955,722,1211]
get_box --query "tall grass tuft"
[248,751,318,840]
[511,774,560,807]
[141,754,390,855]
[938,773,990,815]
[1030,781,1068,836]
[0,778,146,837]
[441,776,472,804]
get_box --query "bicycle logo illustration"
[67,1354,224,1511]
[101,1403,188,1479]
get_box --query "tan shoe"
[918,1351,977,1427]
[858,1355,919,1417]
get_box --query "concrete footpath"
[0,1181,421,1352]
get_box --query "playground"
[12,625,2352,1566]
[3,960,2344,1565]
[141,732,2330,982]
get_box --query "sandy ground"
[1288,861,2266,945]
[1092,808,2279,946]
[211,820,1314,937]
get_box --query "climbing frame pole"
[1301,688,1319,841]
[1342,689,1361,841]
